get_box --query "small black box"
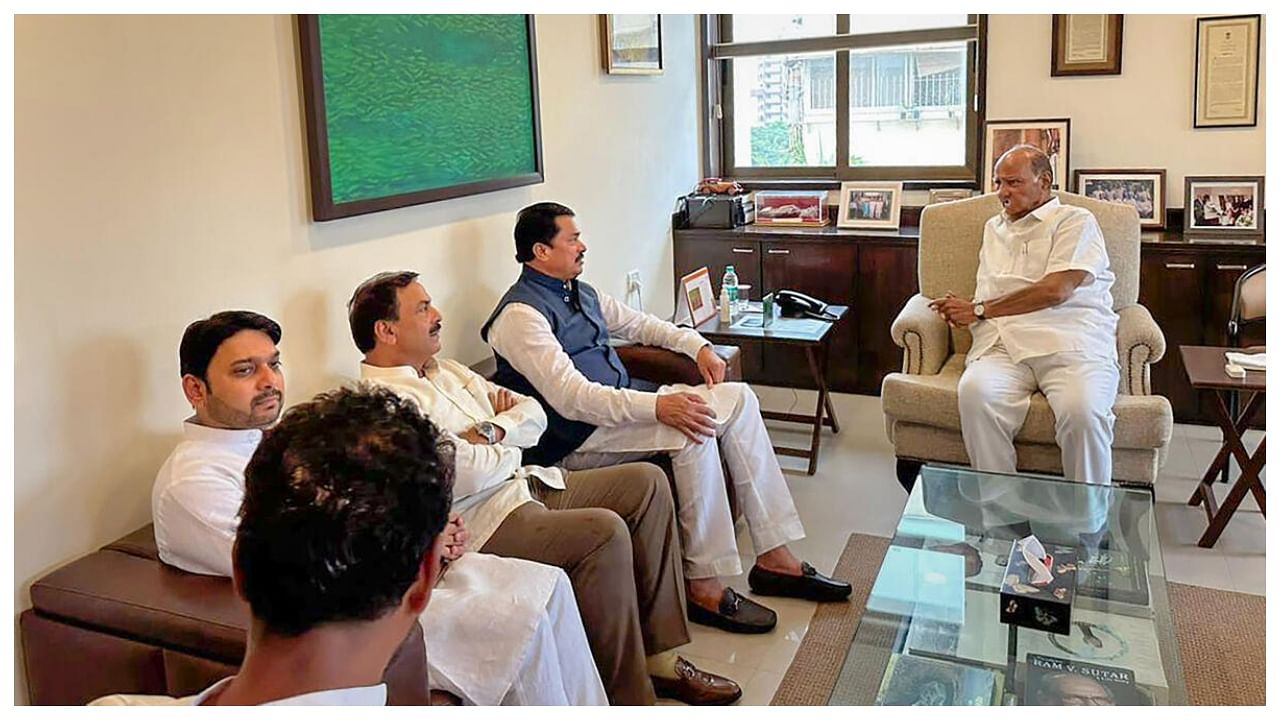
[682,194,754,228]
[999,542,1077,636]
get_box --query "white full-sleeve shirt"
[152,421,260,576]
[90,677,388,706]
[486,288,711,429]
[969,197,1119,366]
[360,359,565,552]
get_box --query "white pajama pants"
[563,382,806,579]
[956,346,1120,540]
[957,345,1119,485]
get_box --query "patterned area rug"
[772,533,1265,706]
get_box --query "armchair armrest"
[1116,304,1166,396]
[891,294,951,376]
[615,344,741,386]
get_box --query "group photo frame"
[1073,168,1167,229]
[983,118,1071,194]
[1183,175,1264,237]
[838,181,904,230]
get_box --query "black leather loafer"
[748,561,852,602]
[687,587,777,634]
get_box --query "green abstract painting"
[299,15,543,220]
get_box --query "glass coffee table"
[829,465,1186,706]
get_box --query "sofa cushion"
[882,356,1172,450]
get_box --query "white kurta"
[90,677,388,706]
[487,290,805,579]
[958,198,1121,486]
[358,360,565,552]
[150,422,604,706]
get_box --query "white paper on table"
[1225,351,1266,371]
[1015,535,1054,584]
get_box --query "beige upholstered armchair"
[881,192,1174,489]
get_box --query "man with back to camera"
[481,202,852,638]
[96,385,456,705]
[351,271,742,705]
[149,310,606,705]
[930,145,1120,489]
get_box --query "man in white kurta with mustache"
[151,310,605,705]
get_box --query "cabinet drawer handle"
[731,247,754,254]
[767,249,791,255]
[1217,264,1248,271]
[1164,263,1196,270]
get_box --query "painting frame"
[1051,15,1124,76]
[982,118,1071,194]
[1072,168,1167,230]
[1183,175,1265,238]
[600,14,663,75]
[298,15,545,221]
[838,181,904,230]
[1194,14,1261,129]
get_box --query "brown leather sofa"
[21,344,739,706]
[20,525,436,705]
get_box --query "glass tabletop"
[829,465,1186,706]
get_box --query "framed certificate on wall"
[1051,15,1124,76]
[1194,15,1261,128]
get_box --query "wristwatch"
[973,301,986,320]
[474,421,500,444]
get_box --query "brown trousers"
[480,462,689,706]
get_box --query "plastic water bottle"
[722,265,740,311]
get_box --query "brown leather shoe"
[651,656,742,705]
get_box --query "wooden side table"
[1179,345,1266,548]
[695,306,849,475]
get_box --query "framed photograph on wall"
[928,188,974,205]
[1052,15,1124,76]
[838,182,903,230]
[1194,15,1261,128]
[1183,175,1264,237]
[983,119,1071,194]
[1073,168,1167,229]
[600,15,663,74]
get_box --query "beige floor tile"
[1223,552,1266,596]
[739,669,785,706]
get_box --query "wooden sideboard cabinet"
[674,219,1264,427]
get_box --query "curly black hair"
[235,384,455,636]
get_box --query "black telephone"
[775,290,836,320]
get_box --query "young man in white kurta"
[933,146,1120,489]
[152,311,605,706]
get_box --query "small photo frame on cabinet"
[1194,15,1261,128]
[675,266,717,327]
[1051,15,1124,76]
[1183,175,1264,238]
[838,182,903,230]
[983,118,1071,194]
[1073,168,1166,229]
[600,15,663,75]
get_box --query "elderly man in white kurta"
[931,146,1120,488]
[152,310,606,706]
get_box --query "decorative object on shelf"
[752,190,829,227]
[982,118,1071,194]
[838,181,904,230]
[695,177,745,195]
[675,266,717,327]
[1183,175,1264,238]
[298,15,542,221]
[927,188,974,205]
[1073,168,1167,229]
[1194,15,1261,128]
[1051,15,1124,76]
[600,14,662,75]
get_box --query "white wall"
[987,14,1266,207]
[13,14,698,702]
